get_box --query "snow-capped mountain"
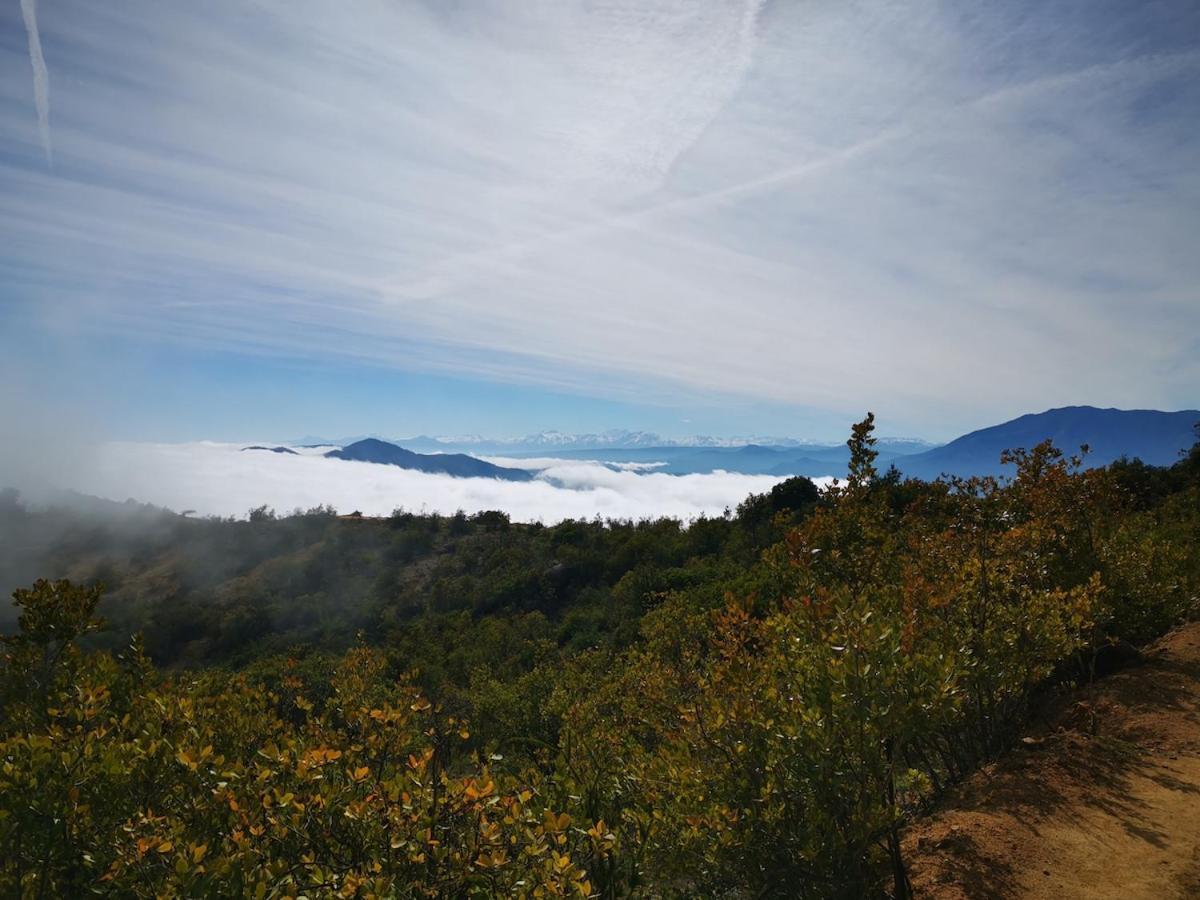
[291,430,938,455]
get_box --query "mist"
[58,441,829,524]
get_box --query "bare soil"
[905,622,1200,899]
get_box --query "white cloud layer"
[72,443,821,524]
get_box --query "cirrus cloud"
[1,0,1197,439]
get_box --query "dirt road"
[905,622,1200,899]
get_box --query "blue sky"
[2,0,1198,444]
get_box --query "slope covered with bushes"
[2,417,1197,897]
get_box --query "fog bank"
[66,442,834,523]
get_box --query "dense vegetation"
[0,476,819,677]
[2,417,1197,897]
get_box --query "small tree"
[846,412,879,491]
[2,579,106,726]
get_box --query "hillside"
[0,480,813,664]
[896,407,1200,480]
[906,622,1200,898]
[1,417,1196,897]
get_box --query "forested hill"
[0,476,819,671]
[1,422,1197,898]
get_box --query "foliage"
[0,582,608,898]
[1,419,1197,897]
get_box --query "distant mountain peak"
[896,406,1200,480]
[325,439,533,481]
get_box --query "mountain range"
[324,439,533,481]
[292,429,936,455]
[294,407,1199,482]
[893,407,1199,480]
[509,440,932,477]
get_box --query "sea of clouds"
[72,442,835,524]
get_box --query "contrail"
[20,0,53,166]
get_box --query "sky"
[2,0,1199,448]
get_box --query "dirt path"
[905,622,1200,899]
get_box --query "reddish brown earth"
[905,622,1200,899]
